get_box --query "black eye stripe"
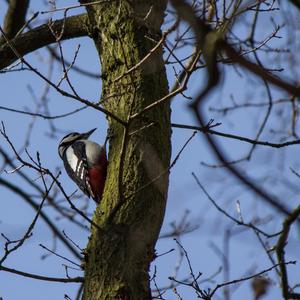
[59,133,79,143]
[59,135,84,148]
[59,141,71,148]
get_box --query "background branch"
[0,13,89,70]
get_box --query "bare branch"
[191,172,280,238]
[172,123,300,148]
[276,203,300,299]
[1,0,30,42]
[0,265,83,283]
[0,14,89,70]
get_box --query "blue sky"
[1,1,300,299]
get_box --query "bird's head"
[58,128,97,158]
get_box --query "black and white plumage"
[58,128,108,203]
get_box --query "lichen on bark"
[81,1,171,299]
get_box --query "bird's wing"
[63,141,95,199]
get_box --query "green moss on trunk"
[81,1,170,299]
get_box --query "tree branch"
[276,203,300,299]
[288,0,300,10]
[170,0,296,218]
[171,123,300,148]
[0,177,81,259]
[0,265,83,283]
[1,0,30,41]
[0,13,89,70]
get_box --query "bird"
[58,128,107,203]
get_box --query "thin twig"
[0,265,83,283]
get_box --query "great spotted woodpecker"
[58,128,107,203]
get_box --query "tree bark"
[1,0,30,41]
[81,1,170,299]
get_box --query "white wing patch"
[66,147,86,179]
[80,169,85,179]
[66,147,78,172]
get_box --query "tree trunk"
[81,1,170,299]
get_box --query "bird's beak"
[83,128,97,139]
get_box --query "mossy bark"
[81,1,170,299]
